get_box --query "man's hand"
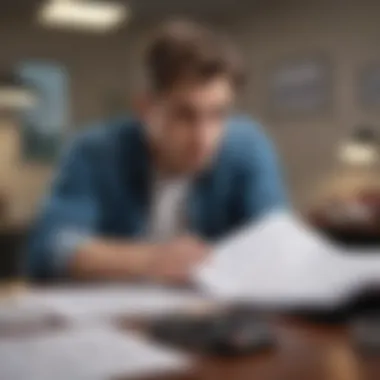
[146,236,210,284]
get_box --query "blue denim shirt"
[26,116,287,278]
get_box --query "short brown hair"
[145,20,245,92]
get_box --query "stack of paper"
[0,325,190,380]
[194,211,379,308]
[26,284,209,323]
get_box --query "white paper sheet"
[0,296,57,327]
[26,284,210,323]
[0,325,190,380]
[194,210,380,308]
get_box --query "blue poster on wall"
[268,58,332,118]
[17,61,69,163]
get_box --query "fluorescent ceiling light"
[38,0,128,32]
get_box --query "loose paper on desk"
[27,284,210,323]
[194,210,375,308]
[0,325,190,380]
[0,296,56,328]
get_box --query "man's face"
[141,76,235,174]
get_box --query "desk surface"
[123,317,378,380]
[1,288,378,380]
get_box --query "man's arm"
[26,136,150,279]
[67,239,157,280]
[70,236,208,282]
[26,136,207,281]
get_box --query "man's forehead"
[164,77,235,104]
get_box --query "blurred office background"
[1,0,380,238]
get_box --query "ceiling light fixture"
[38,0,128,33]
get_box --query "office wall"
[227,0,380,207]
[2,1,380,222]
[101,1,380,208]
[0,22,141,223]
[0,20,143,124]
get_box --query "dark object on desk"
[320,227,380,248]
[350,312,380,355]
[310,192,380,248]
[0,226,27,281]
[149,308,275,356]
[290,287,380,324]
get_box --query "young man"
[27,21,287,281]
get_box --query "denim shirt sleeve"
[234,121,288,222]
[25,137,100,279]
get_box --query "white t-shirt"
[148,175,191,242]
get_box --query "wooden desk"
[122,317,378,380]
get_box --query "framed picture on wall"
[17,61,69,163]
[357,62,380,110]
[267,57,333,118]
